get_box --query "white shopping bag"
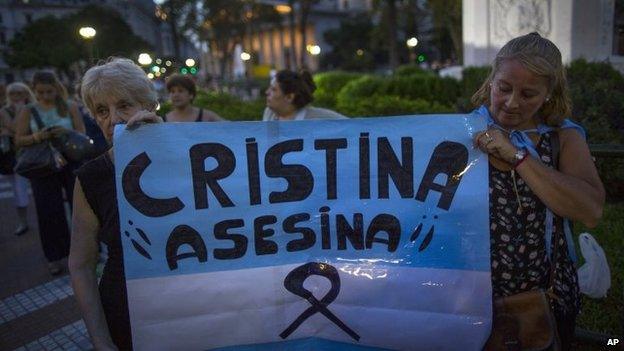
[577,233,611,298]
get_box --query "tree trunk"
[386,0,399,69]
[288,0,297,69]
[298,1,312,69]
[167,6,181,61]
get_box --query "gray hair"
[81,57,157,115]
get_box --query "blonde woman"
[15,72,85,275]
[472,32,604,349]
[0,82,36,236]
[69,58,162,351]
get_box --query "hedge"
[313,71,364,109]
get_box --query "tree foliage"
[4,5,152,73]
[4,16,81,72]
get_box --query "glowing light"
[275,4,291,14]
[406,37,418,48]
[160,67,166,73]
[185,58,196,67]
[155,58,162,64]
[240,52,251,61]
[306,45,321,55]
[151,66,160,73]
[356,49,364,56]
[181,68,188,74]
[78,27,96,39]
[147,73,154,79]
[138,53,152,65]
[165,60,172,67]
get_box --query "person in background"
[14,71,86,275]
[164,74,223,122]
[69,58,163,351]
[263,69,346,121]
[72,81,108,158]
[0,82,36,236]
[472,32,604,349]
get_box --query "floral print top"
[489,132,580,316]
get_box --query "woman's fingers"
[126,111,163,129]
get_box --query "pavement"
[0,174,93,351]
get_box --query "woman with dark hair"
[165,74,222,122]
[14,71,85,275]
[472,32,604,349]
[263,70,346,121]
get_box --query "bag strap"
[547,130,562,294]
[29,106,46,131]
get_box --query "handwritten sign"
[114,115,492,350]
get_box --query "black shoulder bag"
[13,107,66,179]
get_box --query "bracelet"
[513,149,529,169]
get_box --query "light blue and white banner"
[114,115,491,350]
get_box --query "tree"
[322,17,379,71]
[295,0,320,69]
[3,16,82,77]
[427,0,462,63]
[4,5,152,78]
[160,0,194,61]
[67,5,152,62]
[185,1,280,79]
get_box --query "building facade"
[203,0,372,78]
[463,0,624,72]
[0,0,197,83]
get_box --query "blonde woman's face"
[8,90,28,106]
[34,83,57,104]
[489,59,549,130]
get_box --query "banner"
[114,115,491,350]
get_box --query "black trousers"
[30,167,75,262]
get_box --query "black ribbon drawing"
[280,262,360,341]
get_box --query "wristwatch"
[512,147,528,168]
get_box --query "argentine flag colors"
[114,115,492,350]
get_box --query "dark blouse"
[489,132,580,316]
[75,153,133,350]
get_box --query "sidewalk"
[0,175,92,351]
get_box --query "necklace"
[511,169,523,215]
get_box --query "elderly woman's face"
[265,78,293,113]
[489,59,549,130]
[92,96,142,142]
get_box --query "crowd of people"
[0,32,605,350]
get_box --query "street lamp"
[306,45,321,56]
[406,37,418,63]
[274,5,292,14]
[138,53,153,66]
[79,27,96,39]
[78,26,96,65]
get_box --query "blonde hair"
[81,57,158,116]
[5,82,36,106]
[471,32,571,126]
